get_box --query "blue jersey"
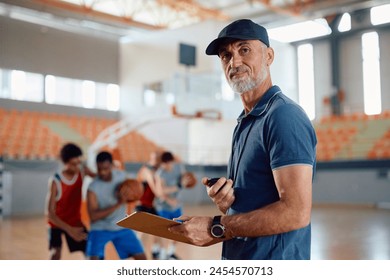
[88,169,127,231]
[223,85,317,260]
[155,164,184,212]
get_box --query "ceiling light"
[268,18,331,43]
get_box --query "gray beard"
[229,78,257,94]
[228,63,268,95]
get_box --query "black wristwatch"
[210,215,225,238]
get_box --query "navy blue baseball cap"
[205,19,270,56]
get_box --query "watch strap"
[211,215,225,238]
[212,215,222,225]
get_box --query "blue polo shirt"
[223,85,317,260]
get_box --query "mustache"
[229,66,249,78]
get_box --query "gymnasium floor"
[0,203,389,260]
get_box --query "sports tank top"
[139,164,156,208]
[48,171,83,228]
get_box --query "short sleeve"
[266,103,317,170]
[87,180,97,194]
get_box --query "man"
[86,151,146,260]
[46,142,95,260]
[169,19,317,260]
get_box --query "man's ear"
[266,47,275,66]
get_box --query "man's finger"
[173,215,191,223]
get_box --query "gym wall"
[0,15,119,84]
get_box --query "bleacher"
[1,108,389,162]
[0,108,163,162]
[315,111,390,161]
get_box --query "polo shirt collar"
[237,85,281,121]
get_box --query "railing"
[87,115,175,169]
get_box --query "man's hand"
[203,177,235,214]
[169,216,216,247]
[67,226,87,242]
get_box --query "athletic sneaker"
[152,251,160,260]
[168,253,180,260]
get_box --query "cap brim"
[205,35,258,55]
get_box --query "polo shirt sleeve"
[266,103,317,170]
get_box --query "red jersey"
[48,171,83,228]
[139,164,156,208]
[139,182,155,208]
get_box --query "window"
[106,84,120,111]
[268,18,331,43]
[95,82,108,110]
[44,75,120,111]
[45,75,56,104]
[94,83,120,111]
[371,4,390,25]
[11,70,26,100]
[338,13,351,32]
[45,75,83,107]
[0,70,44,102]
[0,68,11,98]
[297,44,315,120]
[82,80,96,109]
[2,68,120,111]
[7,70,43,102]
[362,32,382,115]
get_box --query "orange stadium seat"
[315,112,390,161]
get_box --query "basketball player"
[46,143,95,260]
[154,151,187,260]
[135,151,163,259]
[86,151,146,260]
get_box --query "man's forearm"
[221,200,311,239]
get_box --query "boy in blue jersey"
[86,151,146,260]
[169,19,317,260]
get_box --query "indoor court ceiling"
[0,0,389,39]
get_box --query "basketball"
[181,172,197,188]
[116,179,144,202]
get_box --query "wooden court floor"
[0,204,389,260]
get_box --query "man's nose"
[230,52,243,68]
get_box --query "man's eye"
[240,47,250,54]
[220,53,231,62]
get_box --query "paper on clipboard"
[116,211,219,246]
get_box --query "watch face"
[211,225,224,238]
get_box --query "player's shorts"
[86,229,144,259]
[48,226,87,253]
[157,207,183,220]
[135,204,158,215]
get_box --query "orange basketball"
[181,172,197,188]
[116,179,144,202]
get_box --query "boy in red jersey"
[46,143,95,260]
[135,151,163,259]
